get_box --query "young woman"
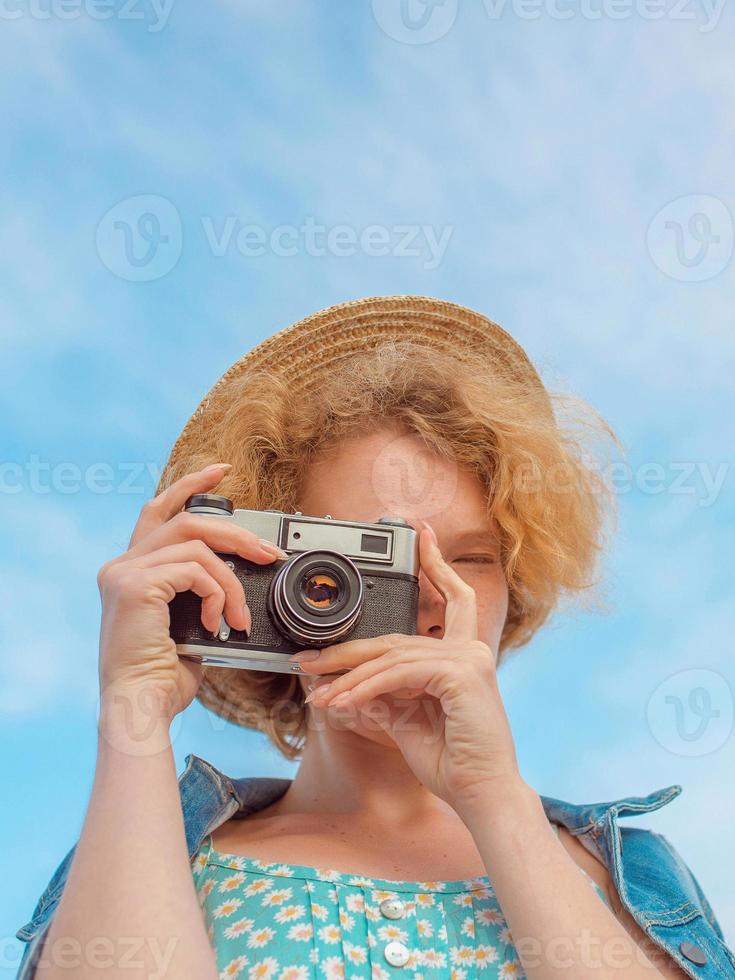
[16,297,733,979]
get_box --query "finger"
[137,561,228,634]
[417,522,478,642]
[126,510,284,567]
[130,463,233,547]
[128,542,250,632]
[321,661,440,709]
[290,633,436,674]
[306,646,441,705]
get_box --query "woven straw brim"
[156,294,549,730]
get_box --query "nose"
[416,567,445,640]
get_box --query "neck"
[275,724,456,828]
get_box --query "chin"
[328,696,416,749]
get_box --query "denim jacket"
[15,752,735,979]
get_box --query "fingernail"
[242,603,252,634]
[426,524,438,545]
[289,649,320,662]
[305,680,332,704]
[203,462,232,473]
[258,538,289,559]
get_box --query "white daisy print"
[244,879,274,898]
[418,948,446,968]
[347,875,375,889]
[345,893,365,913]
[262,888,293,907]
[475,944,499,968]
[274,904,305,924]
[338,908,355,931]
[371,890,398,902]
[376,924,408,943]
[320,954,346,978]
[477,907,505,927]
[342,940,367,965]
[214,898,244,919]
[220,954,249,978]
[220,873,247,893]
[317,869,344,883]
[248,956,279,979]
[224,918,255,940]
[498,961,525,978]
[225,858,246,871]
[449,945,476,966]
[247,927,276,949]
[317,923,342,945]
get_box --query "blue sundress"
[191,825,612,979]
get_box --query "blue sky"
[2,0,734,968]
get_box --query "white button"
[379,897,406,919]
[383,941,410,967]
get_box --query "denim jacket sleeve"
[14,842,77,979]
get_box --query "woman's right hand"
[96,463,286,728]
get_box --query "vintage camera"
[169,493,420,674]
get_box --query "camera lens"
[301,572,340,609]
[267,550,364,646]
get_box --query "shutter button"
[384,940,410,967]
[379,897,406,919]
[679,942,707,966]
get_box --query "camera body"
[169,493,420,674]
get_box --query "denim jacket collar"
[183,751,683,833]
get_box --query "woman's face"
[295,425,509,747]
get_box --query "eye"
[456,556,496,564]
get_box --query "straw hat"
[156,294,550,728]
[159,294,549,481]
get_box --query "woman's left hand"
[290,522,525,817]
